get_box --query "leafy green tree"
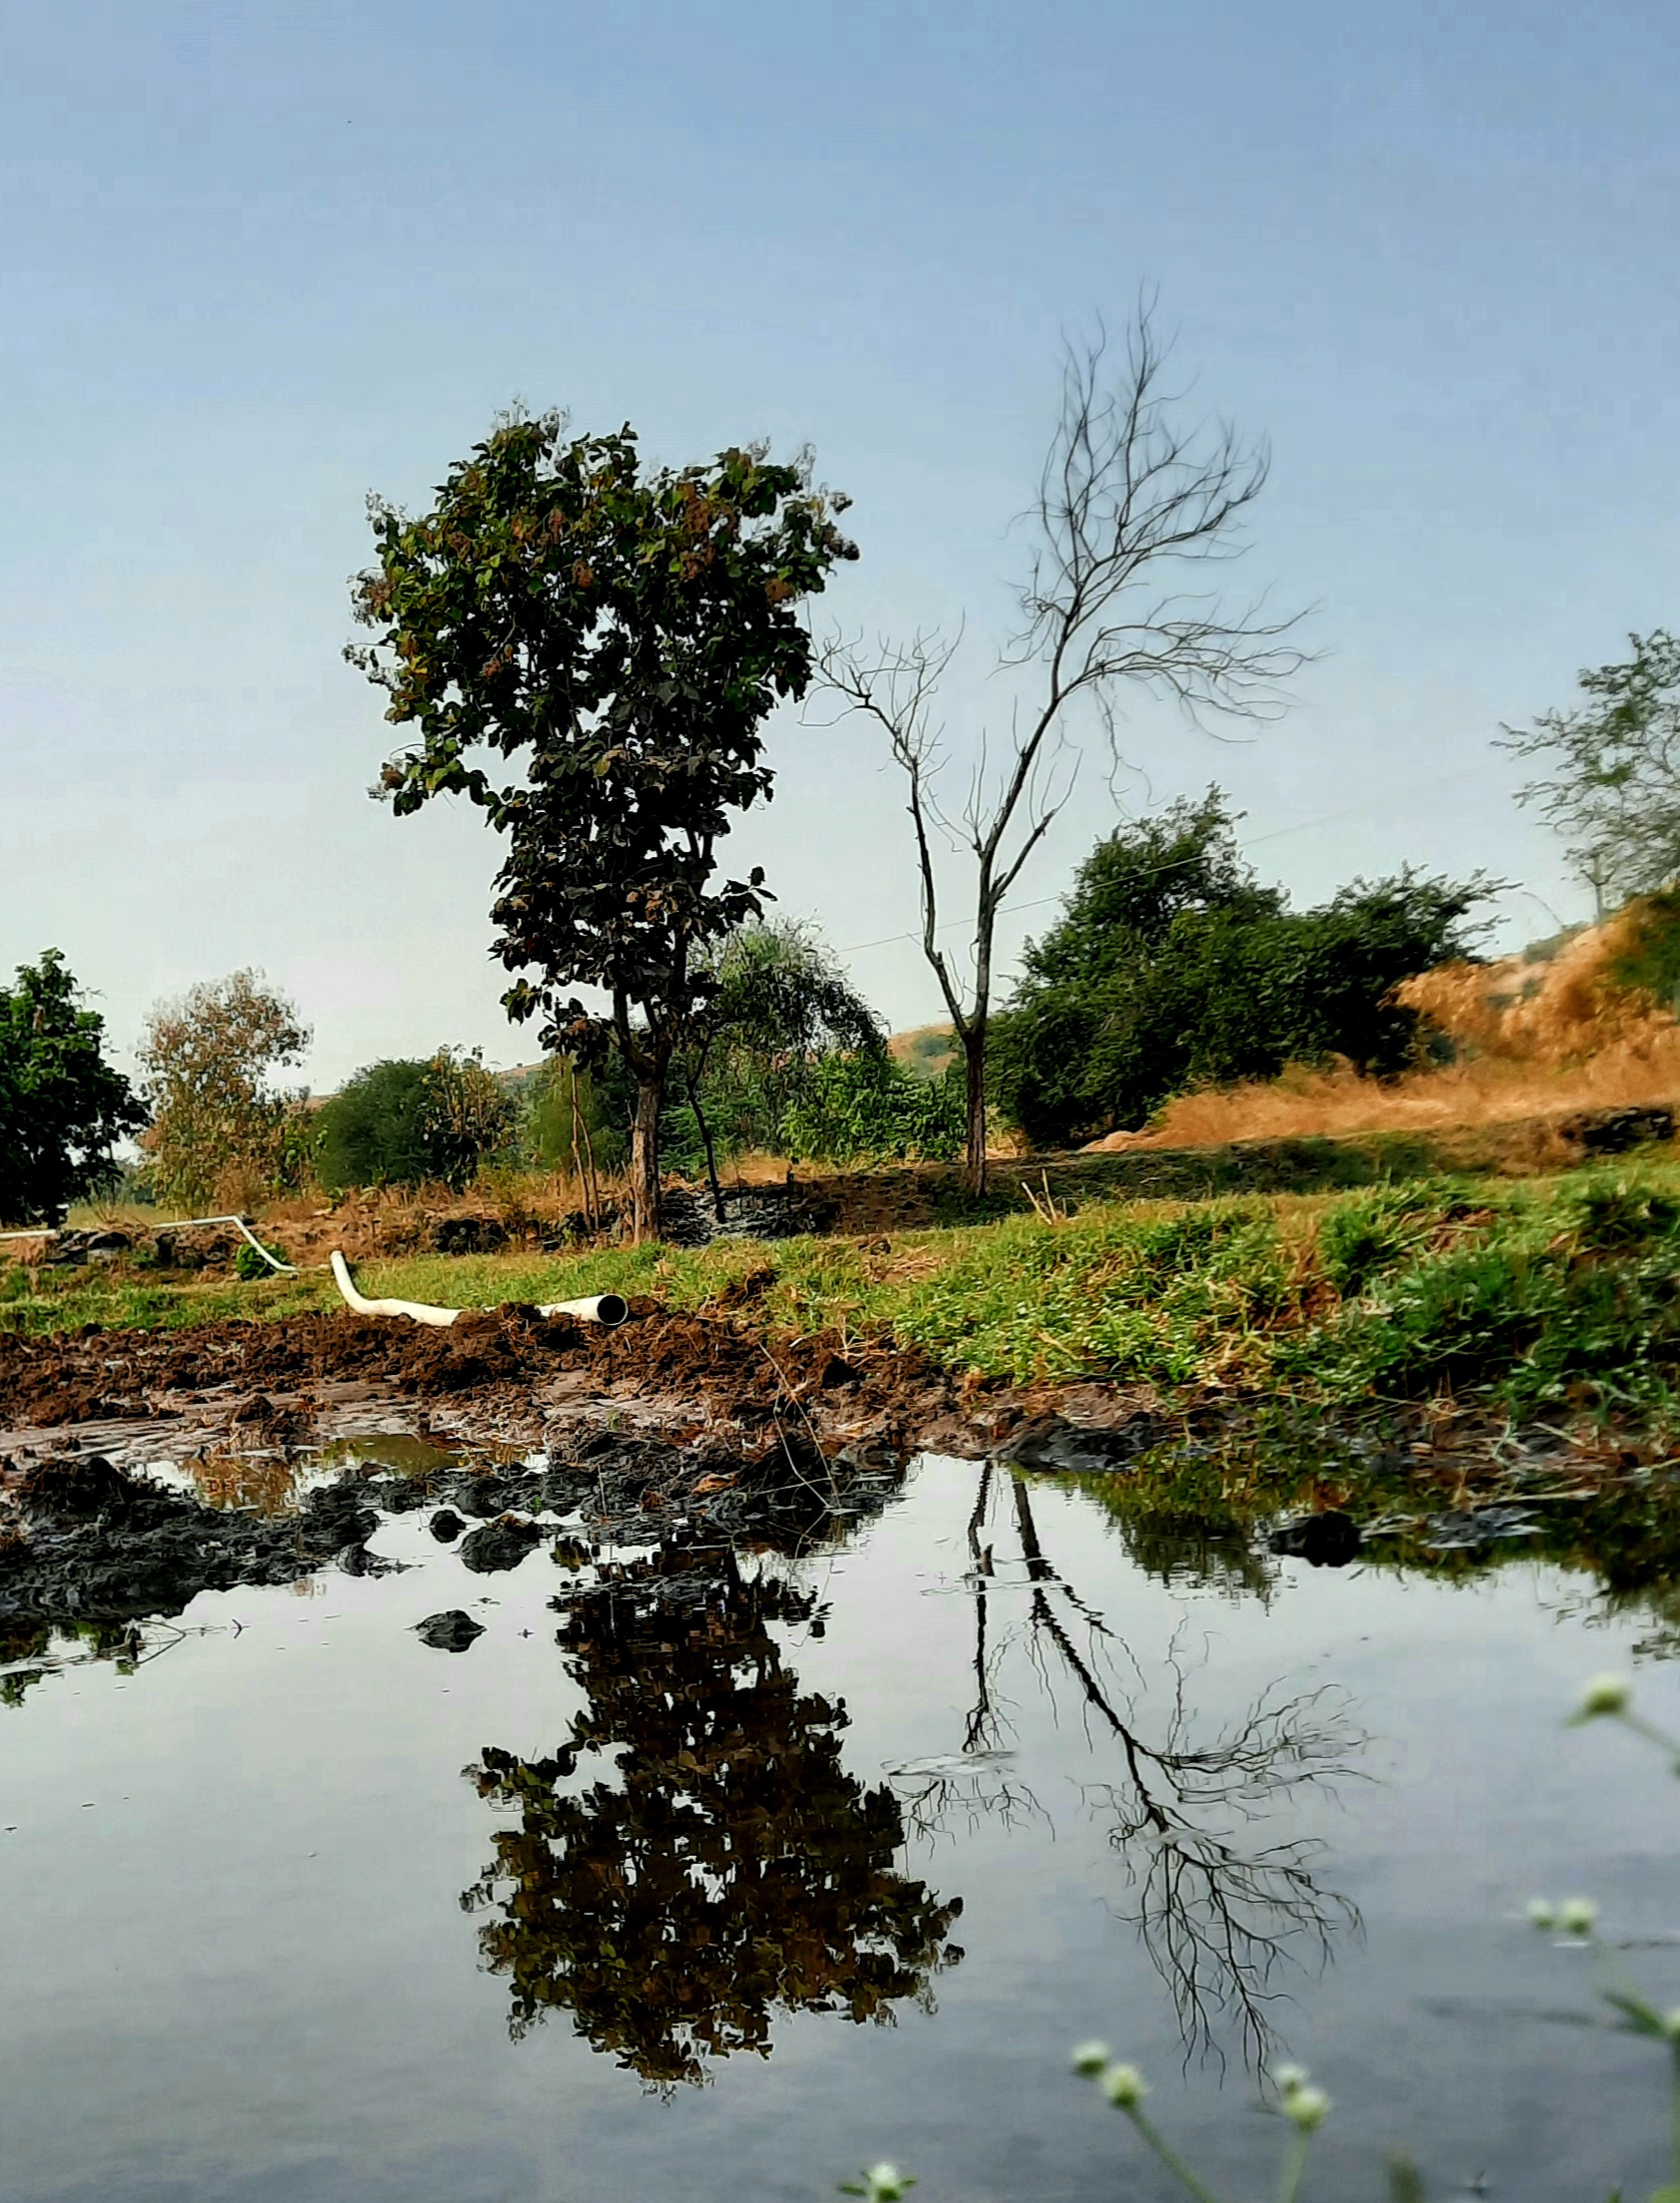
[520,1053,632,1177]
[349,412,858,1236]
[1499,629,1680,912]
[782,1050,966,1166]
[315,1050,519,1191]
[463,1542,963,2086]
[313,1059,433,1189]
[0,950,144,1226]
[136,970,310,1212]
[677,918,884,1210]
[420,1046,518,1187]
[991,792,1493,1147]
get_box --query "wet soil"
[0,1304,1005,1453]
[0,1414,904,1639]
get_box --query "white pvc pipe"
[330,1250,628,1328]
[0,1212,295,1272]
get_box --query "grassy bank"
[9,1157,1680,1426]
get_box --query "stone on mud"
[459,1516,546,1573]
[414,1608,485,1651]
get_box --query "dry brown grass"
[1088,910,1680,1153]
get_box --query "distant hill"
[889,1024,958,1080]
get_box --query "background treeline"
[0,785,1623,1225]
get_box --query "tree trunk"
[630,1071,663,1242]
[963,1024,989,1195]
[688,1071,725,1225]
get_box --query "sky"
[3,0,1678,1090]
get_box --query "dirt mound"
[0,1304,970,1457]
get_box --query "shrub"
[782,1054,965,1165]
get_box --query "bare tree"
[822,296,1310,1189]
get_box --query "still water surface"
[2,1453,1677,2202]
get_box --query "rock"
[414,1609,485,1651]
[1004,1417,1147,1475]
[297,1484,379,1553]
[429,1508,467,1542]
[459,1515,545,1573]
[335,1542,404,1577]
[1268,1511,1362,1566]
[1558,1104,1675,1155]
[431,1214,510,1255]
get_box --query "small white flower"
[1070,2040,1111,2077]
[1100,2062,1150,2109]
[1570,1674,1632,1723]
[1272,2062,1311,2093]
[862,2166,912,2203]
[1557,1896,1598,1938]
[1525,1898,1557,1932]
[1283,2084,1331,2132]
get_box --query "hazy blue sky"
[4,0,1677,1087]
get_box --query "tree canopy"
[136,970,310,1212]
[312,1049,517,1192]
[1500,629,1680,911]
[991,792,1494,1147]
[349,411,857,1232]
[0,950,144,1226]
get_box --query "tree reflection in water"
[462,1542,964,2087]
[894,1467,1364,2072]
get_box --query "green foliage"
[782,1052,966,1165]
[314,1050,518,1192]
[1611,891,1680,1012]
[1500,628,1680,905]
[137,970,310,1212]
[0,949,144,1226]
[421,1047,519,1188]
[521,1053,632,1176]
[19,1151,1680,1435]
[232,1236,286,1281]
[313,1059,433,1189]
[348,409,858,1222]
[889,1199,1290,1386]
[1315,1185,1457,1297]
[681,919,883,1155]
[991,791,1495,1148]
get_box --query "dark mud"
[0,1416,904,1638]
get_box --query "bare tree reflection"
[1012,1476,1362,2068]
[462,1542,964,2087]
[889,1470,1361,2069]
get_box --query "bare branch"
[817,295,1310,1190]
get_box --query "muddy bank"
[0,1303,1010,1460]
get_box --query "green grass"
[9,1159,1680,1426]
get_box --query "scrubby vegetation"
[988,791,1493,1148]
[14,1158,1680,1434]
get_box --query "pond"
[2,1450,1677,2203]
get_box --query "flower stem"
[1276,2127,1313,2203]
[1125,2107,1227,2203]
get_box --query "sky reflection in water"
[0,1450,1676,2203]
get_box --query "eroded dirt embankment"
[0,1303,1031,1458]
